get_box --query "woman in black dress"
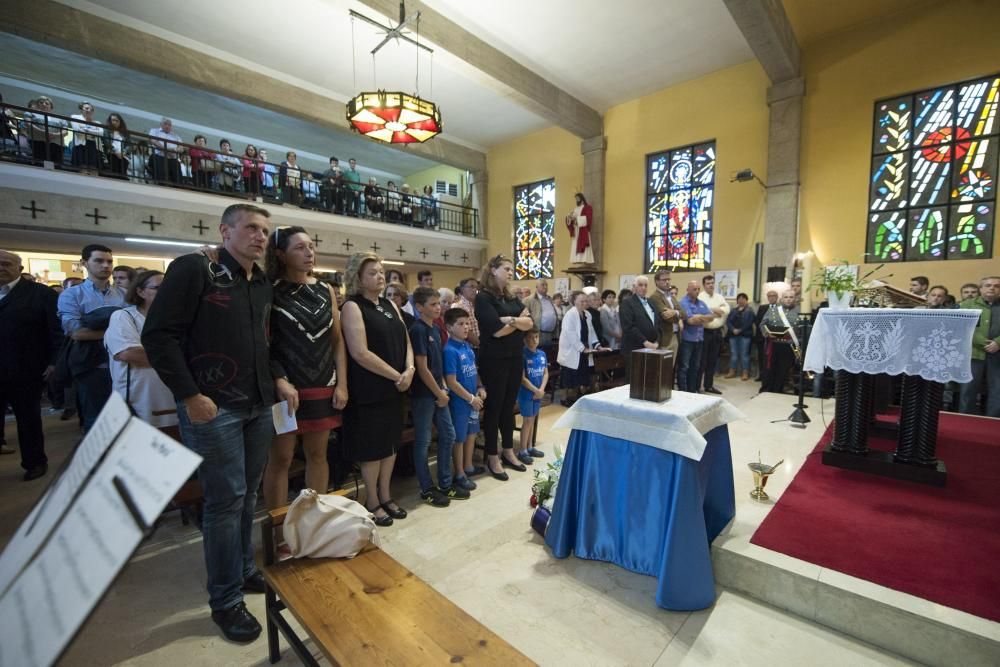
[475,255,535,480]
[262,226,349,517]
[341,253,414,525]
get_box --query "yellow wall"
[401,164,468,202]
[486,124,584,280]
[799,0,1000,292]
[485,61,770,297]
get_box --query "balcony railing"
[0,103,479,237]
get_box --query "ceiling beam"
[2,0,485,172]
[722,0,800,82]
[356,0,603,139]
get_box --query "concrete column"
[580,135,607,268]
[763,78,804,276]
[470,170,488,239]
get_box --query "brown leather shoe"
[741,371,750,381]
[724,370,736,379]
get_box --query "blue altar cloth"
[545,425,735,610]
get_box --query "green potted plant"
[809,258,891,309]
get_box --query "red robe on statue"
[565,203,593,256]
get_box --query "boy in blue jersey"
[411,288,468,506]
[516,328,548,464]
[443,307,486,491]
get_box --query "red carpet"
[750,412,1000,622]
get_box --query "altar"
[545,386,744,611]
[804,307,980,485]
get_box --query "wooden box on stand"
[630,349,674,402]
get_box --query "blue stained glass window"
[513,179,555,279]
[868,74,998,261]
[645,141,716,272]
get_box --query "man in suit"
[619,276,660,379]
[647,269,685,360]
[0,250,63,480]
[523,278,560,346]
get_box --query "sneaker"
[443,485,471,500]
[516,450,534,466]
[211,601,262,643]
[526,447,545,458]
[455,475,477,491]
[420,487,451,507]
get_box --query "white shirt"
[0,276,20,301]
[70,114,104,146]
[148,127,182,157]
[699,291,730,330]
[105,307,178,428]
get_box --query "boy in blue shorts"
[516,327,548,465]
[443,307,486,491]
[410,288,469,506]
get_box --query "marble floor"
[0,377,917,666]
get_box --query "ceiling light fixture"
[382,260,405,266]
[347,3,441,144]
[124,237,204,248]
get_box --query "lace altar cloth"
[804,308,980,383]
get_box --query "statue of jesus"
[565,192,595,264]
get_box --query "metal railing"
[0,103,479,238]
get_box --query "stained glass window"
[868,74,998,261]
[513,179,555,279]
[645,141,716,272]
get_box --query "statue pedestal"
[564,265,605,288]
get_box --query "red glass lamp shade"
[346,91,442,143]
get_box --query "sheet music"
[0,394,131,595]
[0,414,201,667]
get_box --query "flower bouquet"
[529,446,563,536]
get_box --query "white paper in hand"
[272,401,298,435]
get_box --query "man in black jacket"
[143,204,292,643]
[0,250,63,480]
[619,276,660,379]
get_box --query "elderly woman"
[385,280,415,329]
[24,96,67,165]
[341,253,415,526]
[558,291,607,406]
[105,270,179,434]
[455,278,480,347]
[365,177,384,219]
[475,254,535,480]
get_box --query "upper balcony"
[0,103,485,267]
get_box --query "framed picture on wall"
[619,274,638,291]
[554,278,570,297]
[715,270,739,299]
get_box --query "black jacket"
[619,294,659,357]
[142,249,278,408]
[0,280,62,384]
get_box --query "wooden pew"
[261,494,535,666]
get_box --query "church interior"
[1,0,998,665]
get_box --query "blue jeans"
[677,340,702,392]
[411,396,456,492]
[728,337,751,373]
[177,402,272,611]
[959,355,1000,417]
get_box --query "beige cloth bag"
[284,489,380,559]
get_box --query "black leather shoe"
[486,464,509,481]
[704,387,722,395]
[23,464,48,481]
[380,500,408,520]
[501,456,527,472]
[211,601,261,643]
[241,571,266,594]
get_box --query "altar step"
[712,518,1000,666]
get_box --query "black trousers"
[150,155,181,183]
[479,354,521,455]
[699,328,723,390]
[764,341,795,393]
[0,381,47,470]
[76,367,112,432]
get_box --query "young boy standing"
[442,307,486,491]
[410,288,468,506]
[516,328,548,464]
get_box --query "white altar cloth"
[804,308,980,383]
[553,385,745,461]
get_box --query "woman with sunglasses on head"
[262,226,349,527]
[475,255,535,480]
[102,113,130,178]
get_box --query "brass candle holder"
[748,457,783,501]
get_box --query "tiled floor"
[1,378,916,666]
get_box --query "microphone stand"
[788,315,811,428]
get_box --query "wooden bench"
[261,493,535,666]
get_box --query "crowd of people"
[2,97,447,228]
[2,208,998,640]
